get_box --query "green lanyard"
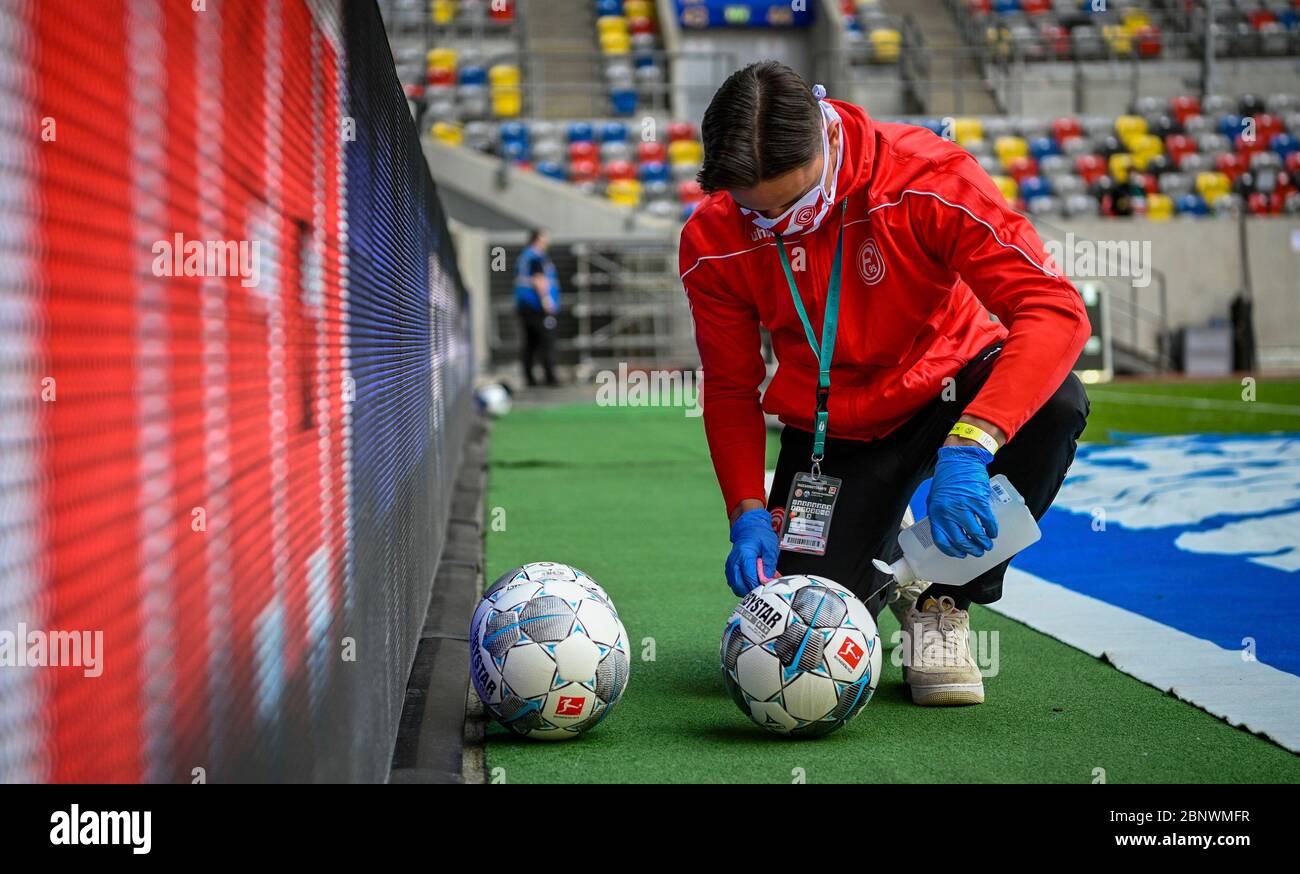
[773,200,847,476]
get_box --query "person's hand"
[927,445,998,558]
[725,508,780,596]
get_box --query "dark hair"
[527,228,546,245]
[697,61,822,194]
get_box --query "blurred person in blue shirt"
[514,229,560,387]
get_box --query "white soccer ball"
[721,575,881,737]
[476,383,512,418]
[470,562,629,741]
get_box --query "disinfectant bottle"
[872,475,1041,586]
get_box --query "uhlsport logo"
[836,637,865,671]
[794,204,817,227]
[858,238,885,285]
[769,506,786,534]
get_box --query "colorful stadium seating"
[594,1,666,116]
[429,113,706,218]
[838,0,910,65]
[928,92,1300,217]
[953,0,1300,62]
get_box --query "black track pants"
[767,343,1090,618]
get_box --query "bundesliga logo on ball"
[721,575,881,737]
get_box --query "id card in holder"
[778,472,843,556]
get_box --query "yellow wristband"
[948,422,1000,455]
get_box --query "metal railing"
[829,37,1213,117]
[485,240,695,376]
[1031,214,1174,373]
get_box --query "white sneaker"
[886,507,931,627]
[902,595,985,706]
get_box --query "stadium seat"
[1108,152,1133,183]
[600,121,629,143]
[596,15,628,37]
[564,139,595,161]
[611,87,639,115]
[428,47,457,71]
[1134,25,1163,58]
[1051,117,1085,150]
[1146,192,1174,221]
[1075,154,1106,184]
[1129,134,1164,170]
[1020,175,1052,200]
[953,117,984,146]
[432,0,456,25]
[1029,136,1059,160]
[532,139,563,164]
[1006,155,1039,182]
[600,30,631,54]
[992,174,1019,205]
[431,121,464,147]
[1196,171,1232,204]
[607,178,642,206]
[869,28,902,63]
[636,141,667,163]
[536,160,566,181]
[1215,152,1245,180]
[488,64,520,87]
[491,89,521,118]
[639,161,669,183]
[501,139,528,162]
[600,139,631,162]
[668,139,703,166]
[569,158,600,182]
[995,135,1030,166]
[677,179,703,203]
[603,159,637,181]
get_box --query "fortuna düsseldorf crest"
[858,238,885,285]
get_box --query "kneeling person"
[680,63,1090,706]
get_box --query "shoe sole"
[909,683,985,706]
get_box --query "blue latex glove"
[927,445,999,558]
[725,509,780,596]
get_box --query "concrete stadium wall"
[448,221,495,374]
[1009,58,1300,118]
[668,32,814,124]
[1052,217,1300,369]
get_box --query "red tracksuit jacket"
[679,99,1090,513]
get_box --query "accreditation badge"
[778,472,843,556]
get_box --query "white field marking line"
[764,468,1300,751]
[1087,390,1300,416]
[993,567,1300,753]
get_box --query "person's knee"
[1036,373,1090,439]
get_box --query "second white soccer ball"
[470,562,629,741]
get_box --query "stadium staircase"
[522,0,603,118]
[880,0,999,115]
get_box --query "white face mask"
[741,95,842,237]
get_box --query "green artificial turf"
[481,383,1300,784]
[1081,377,1300,442]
